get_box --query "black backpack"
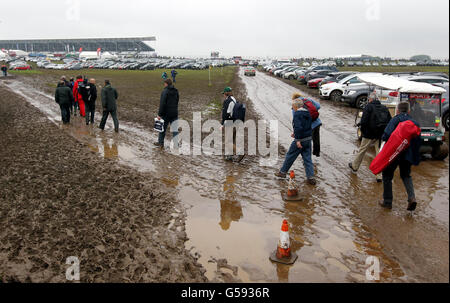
[371,105,391,136]
[232,100,246,122]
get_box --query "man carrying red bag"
[373,102,421,211]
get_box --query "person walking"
[379,102,421,211]
[154,79,179,147]
[292,92,322,157]
[84,78,97,125]
[171,69,178,83]
[55,80,74,124]
[72,75,85,117]
[99,80,119,132]
[221,87,238,161]
[349,91,391,182]
[1,65,7,77]
[275,97,316,185]
[162,71,168,81]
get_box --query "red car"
[12,65,32,70]
[307,77,325,88]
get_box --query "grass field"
[15,66,237,129]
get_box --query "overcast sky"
[0,0,448,59]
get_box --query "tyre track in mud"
[240,69,449,282]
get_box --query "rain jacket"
[293,108,312,141]
[72,79,84,103]
[101,84,119,111]
[158,85,179,120]
[55,82,74,106]
[360,100,391,139]
[382,113,421,165]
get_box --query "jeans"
[85,103,95,124]
[280,140,314,179]
[312,125,321,157]
[60,104,71,124]
[172,76,176,83]
[158,117,179,146]
[352,137,382,179]
[382,155,415,204]
[99,109,119,132]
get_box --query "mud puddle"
[3,74,447,282]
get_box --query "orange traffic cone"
[276,220,291,259]
[281,170,302,202]
[287,171,298,197]
[269,220,298,265]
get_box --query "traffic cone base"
[281,190,303,202]
[269,251,298,265]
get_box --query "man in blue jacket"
[379,101,421,211]
[275,98,316,185]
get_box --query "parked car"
[298,65,338,84]
[283,67,305,80]
[319,73,374,102]
[341,84,370,109]
[320,71,356,86]
[305,70,335,82]
[307,77,325,88]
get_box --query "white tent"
[79,51,99,60]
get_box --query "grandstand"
[0,37,156,53]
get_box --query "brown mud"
[0,83,206,282]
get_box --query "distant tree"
[410,55,432,63]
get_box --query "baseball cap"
[222,87,232,93]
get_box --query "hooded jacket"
[158,85,179,120]
[55,82,74,106]
[293,108,312,141]
[101,84,119,111]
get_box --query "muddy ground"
[0,82,207,282]
[1,66,448,283]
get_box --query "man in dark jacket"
[171,69,178,83]
[55,80,74,124]
[99,80,119,132]
[84,78,97,125]
[155,79,179,147]
[349,91,391,182]
[275,98,316,185]
[221,87,238,161]
[379,101,421,211]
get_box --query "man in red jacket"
[72,75,86,117]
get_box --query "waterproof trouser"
[382,155,415,205]
[158,117,179,146]
[312,125,321,157]
[99,109,119,132]
[78,99,86,117]
[352,137,382,179]
[280,139,314,179]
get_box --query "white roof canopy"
[357,74,446,94]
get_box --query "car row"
[32,58,235,71]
